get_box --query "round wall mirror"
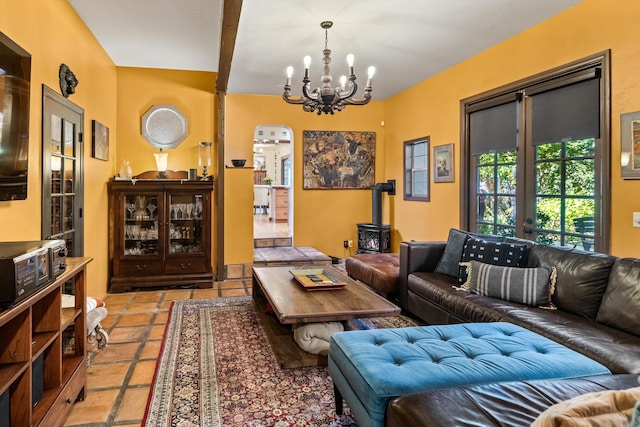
[141,104,188,149]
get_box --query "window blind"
[531,78,600,145]
[470,101,517,155]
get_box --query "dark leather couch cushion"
[498,304,640,374]
[407,271,640,373]
[528,245,615,320]
[408,272,509,324]
[386,374,640,427]
[596,258,640,336]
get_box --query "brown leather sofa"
[391,230,640,426]
[387,374,640,427]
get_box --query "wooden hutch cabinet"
[108,179,214,292]
[0,257,91,427]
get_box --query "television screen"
[0,31,31,201]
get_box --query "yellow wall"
[384,0,640,258]
[2,0,640,296]
[115,67,218,273]
[115,68,217,175]
[226,0,640,263]
[0,4,218,296]
[0,0,117,297]
[224,94,385,263]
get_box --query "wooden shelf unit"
[0,256,91,427]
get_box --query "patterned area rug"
[143,296,416,426]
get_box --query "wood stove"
[357,223,391,253]
[357,180,395,254]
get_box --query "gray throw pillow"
[462,260,556,308]
[434,229,505,277]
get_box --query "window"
[462,52,610,252]
[476,150,518,236]
[532,138,595,248]
[404,137,430,201]
[281,155,291,186]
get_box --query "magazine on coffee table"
[289,268,347,290]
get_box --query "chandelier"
[282,21,375,115]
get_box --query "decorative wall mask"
[59,64,78,98]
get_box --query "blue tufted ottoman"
[328,322,610,427]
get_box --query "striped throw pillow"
[462,260,556,308]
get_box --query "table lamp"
[154,149,168,179]
[198,142,212,180]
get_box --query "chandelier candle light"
[283,21,375,115]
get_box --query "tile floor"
[63,280,251,426]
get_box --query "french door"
[42,85,84,256]
[462,52,610,252]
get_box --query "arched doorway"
[253,125,294,247]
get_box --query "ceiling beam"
[217,0,242,93]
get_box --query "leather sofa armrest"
[398,241,446,309]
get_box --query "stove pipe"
[372,180,396,225]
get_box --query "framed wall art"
[303,130,375,189]
[433,143,454,183]
[621,111,640,179]
[92,120,109,161]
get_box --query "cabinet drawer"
[38,362,86,427]
[164,258,208,274]
[275,197,288,208]
[118,260,163,276]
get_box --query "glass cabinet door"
[42,86,84,257]
[123,193,160,256]
[168,193,204,254]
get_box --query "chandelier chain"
[325,27,328,50]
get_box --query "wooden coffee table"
[252,265,400,368]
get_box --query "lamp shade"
[154,152,168,172]
[198,141,212,167]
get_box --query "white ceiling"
[68,0,582,100]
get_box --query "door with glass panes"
[42,85,84,256]
[464,53,609,252]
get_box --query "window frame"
[404,136,430,201]
[460,51,610,252]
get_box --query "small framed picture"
[621,111,640,179]
[433,143,454,183]
[92,120,109,161]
